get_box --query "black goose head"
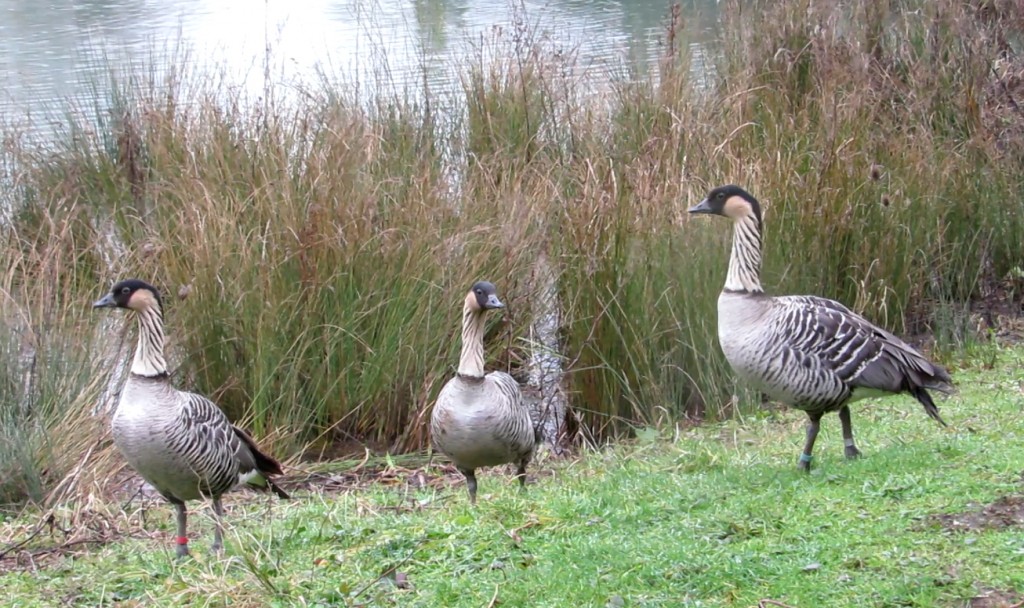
[688,184,763,228]
[465,281,505,312]
[93,279,163,312]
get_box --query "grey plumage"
[94,279,288,557]
[430,281,536,503]
[690,185,952,470]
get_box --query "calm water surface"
[1,0,719,130]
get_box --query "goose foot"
[798,414,821,473]
[839,407,860,460]
[175,537,190,558]
[460,468,478,505]
[211,498,225,554]
[174,502,191,558]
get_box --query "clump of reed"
[0,195,110,505]
[710,0,1024,339]
[0,0,1022,502]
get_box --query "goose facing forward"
[431,281,536,503]
[689,185,953,470]
[94,279,289,557]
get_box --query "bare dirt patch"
[930,495,1024,532]
[967,587,1023,608]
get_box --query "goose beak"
[93,293,116,309]
[485,294,505,309]
[688,198,713,214]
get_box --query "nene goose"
[94,279,289,557]
[689,185,953,471]
[430,281,536,503]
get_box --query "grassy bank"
[1,346,1022,606]
[1,0,1024,502]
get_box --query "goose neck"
[456,302,487,378]
[131,305,169,378]
[724,212,765,294]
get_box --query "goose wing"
[485,371,536,453]
[176,392,288,497]
[177,393,252,467]
[776,295,953,394]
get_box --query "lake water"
[0,0,719,127]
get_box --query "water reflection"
[0,0,720,127]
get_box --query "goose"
[430,281,536,503]
[689,185,953,470]
[93,279,289,557]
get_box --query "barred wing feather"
[776,295,953,394]
[175,392,289,497]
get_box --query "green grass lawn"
[2,348,1023,607]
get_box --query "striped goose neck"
[457,301,487,379]
[131,305,169,378]
[725,211,765,294]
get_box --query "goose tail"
[266,477,291,500]
[910,386,948,427]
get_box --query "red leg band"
[176,536,189,545]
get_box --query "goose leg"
[838,406,862,459]
[515,460,528,492]
[798,412,823,472]
[173,502,190,558]
[460,468,478,504]
[211,498,225,553]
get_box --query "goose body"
[431,281,536,502]
[433,372,531,470]
[95,279,288,557]
[690,186,952,470]
[113,378,281,502]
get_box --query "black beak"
[688,198,714,214]
[92,293,117,309]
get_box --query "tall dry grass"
[1,0,1022,503]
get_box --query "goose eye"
[716,192,725,200]
[121,287,131,295]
